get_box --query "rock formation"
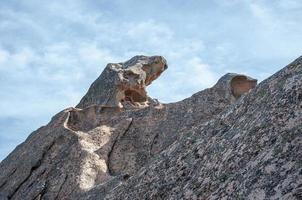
[77,55,168,109]
[0,55,301,200]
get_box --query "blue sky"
[0,0,301,160]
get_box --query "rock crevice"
[1,55,301,200]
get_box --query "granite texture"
[0,55,301,200]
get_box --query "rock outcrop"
[0,55,301,200]
[103,57,302,200]
[77,55,168,109]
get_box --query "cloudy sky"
[0,0,301,160]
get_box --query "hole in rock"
[123,174,130,180]
[124,89,147,103]
[231,76,257,98]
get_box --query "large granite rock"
[77,55,168,109]
[0,55,301,200]
[103,56,302,200]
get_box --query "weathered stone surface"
[77,55,168,109]
[102,56,302,200]
[0,55,301,200]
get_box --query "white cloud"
[1,0,302,160]
[0,49,9,64]
[249,2,277,30]
[186,57,217,88]
[147,56,218,103]
[126,20,174,46]
[78,43,118,65]
[277,0,302,10]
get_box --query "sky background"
[0,0,301,160]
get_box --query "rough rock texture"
[77,55,168,109]
[103,57,302,200]
[0,55,301,200]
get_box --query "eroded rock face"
[230,74,257,98]
[68,72,258,178]
[100,56,302,200]
[77,55,168,109]
[1,55,301,200]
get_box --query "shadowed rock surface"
[0,55,301,200]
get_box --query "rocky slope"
[0,55,301,200]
